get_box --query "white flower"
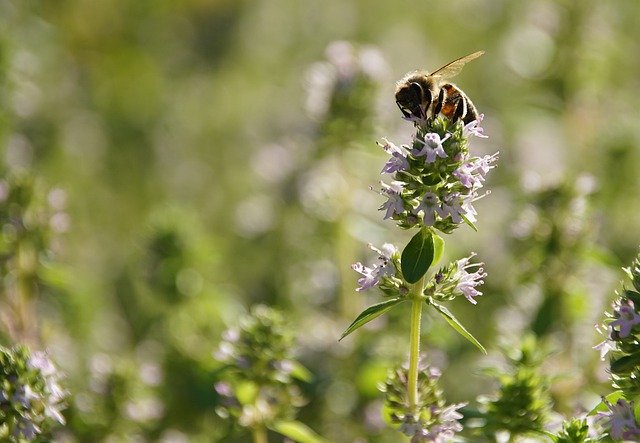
[412,133,449,163]
[351,243,397,291]
[453,253,486,304]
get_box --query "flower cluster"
[379,116,497,233]
[596,398,640,441]
[351,243,407,295]
[213,305,308,429]
[0,345,67,441]
[381,359,466,443]
[594,253,640,399]
[305,40,388,122]
[476,336,552,440]
[427,253,487,305]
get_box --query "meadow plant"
[0,345,67,441]
[341,82,497,441]
[0,172,68,344]
[214,305,324,443]
[592,252,640,440]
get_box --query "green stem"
[407,276,426,412]
[252,425,268,443]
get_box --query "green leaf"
[611,354,640,374]
[401,228,434,284]
[460,213,478,232]
[430,302,486,353]
[339,298,406,341]
[290,361,313,383]
[271,420,328,443]
[432,233,445,267]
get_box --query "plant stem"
[408,276,425,412]
[253,425,268,443]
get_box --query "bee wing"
[430,50,485,79]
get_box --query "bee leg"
[433,87,445,116]
[452,96,467,122]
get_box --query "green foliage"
[552,418,593,443]
[0,345,66,442]
[401,228,435,284]
[429,301,486,353]
[2,0,640,440]
[478,336,553,440]
[214,306,316,439]
[340,298,406,341]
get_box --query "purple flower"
[379,138,410,174]
[352,243,397,291]
[453,153,499,189]
[412,133,449,163]
[462,114,488,138]
[453,253,486,304]
[407,402,467,443]
[610,299,640,338]
[439,192,466,224]
[380,181,405,219]
[416,192,440,226]
[593,338,616,361]
[597,399,640,440]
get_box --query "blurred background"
[1,0,640,441]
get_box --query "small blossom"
[351,262,378,291]
[593,337,616,361]
[412,133,449,163]
[351,243,397,291]
[438,192,466,224]
[452,163,476,188]
[610,299,640,338]
[379,138,410,174]
[453,253,486,304]
[453,153,499,189]
[416,192,440,226]
[462,114,488,138]
[597,398,640,440]
[380,181,405,219]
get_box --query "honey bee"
[395,51,484,124]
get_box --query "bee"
[395,51,484,124]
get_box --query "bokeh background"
[1,0,640,441]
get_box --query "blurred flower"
[609,299,640,338]
[213,306,309,431]
[596,398,640,441]
[382,358,466,443]
[0,346,67,442]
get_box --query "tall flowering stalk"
[0,345,67,441]
[341,73,498,440]
[592,252,640,440]
[214,305,325,443]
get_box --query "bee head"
[395,81,431,118]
